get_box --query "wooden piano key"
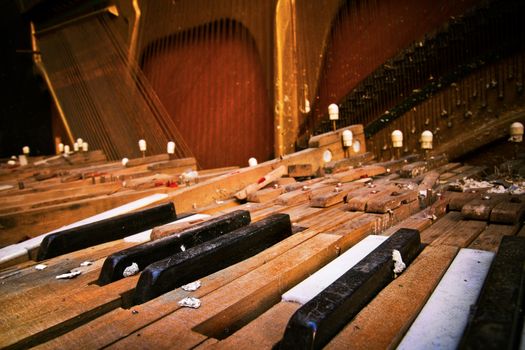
[489,196,525,224]
[323,152,375,174]
[346,185,397,211]
[469,223,521,252]
[430,219,487,248]
[247,185,285,203]
[420,211,462,244]
[461,195,507,221]
[330,164,386,183]
[447,190,487,211]
[0,269,138,349]
[310,182,364,208]
[365,189,418,214]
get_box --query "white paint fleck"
[123,262,139,277]
[35,264,47,270]
[56,271,82,279]
[393,249,406,276]
[181,280,201,292]
[178,297,201,309]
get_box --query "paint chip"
[392,249,406,277]
[123,262,139,277]
[56,271,82,279]
[178,297,201,309]
[181,280,201,291]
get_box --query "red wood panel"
[142,21,273,169]
[313,0,480,125]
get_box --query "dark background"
[0,0,53,158]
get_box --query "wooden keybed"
[0,125,524,349]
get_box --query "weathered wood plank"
[469,224,521,252]
[206,302,298,350]
[0,272,138,349]
[365,189,418,214]
[430,219,486,248]
[288,164,314,178]
[420,211,462,245]
[489,197,525,224]
[323,152,375,174]
[447,190,487,211]
[461,195,506,221]
[345,185,397,211]
[247,186,285,203]
[310,182,364,208]
[146,157,196,171]
[330,165,386,183]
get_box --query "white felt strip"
[397,248,495,350]
[282,235,388,305]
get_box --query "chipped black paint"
[98,210,251,285]
[37,202,176,260]
[279,228,421,350]
[133,213,292,304]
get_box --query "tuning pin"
[58,143,64,153]
[342,130,353,147]
[421,130,433,150]
[82,142,89,152]
[122,157,129,166]
[138,139,147,151]
[509,122,524,143]
[391,130,403,148]
[167,141,176,155]
[22,146,30,155]
[138,139,147,158]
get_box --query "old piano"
[1,0,525,348]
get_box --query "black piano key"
[279,228,421,350]
[98,210,251,285]
[133,213,292,304]
[37,202,176,261]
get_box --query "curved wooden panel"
[141,20,273,169]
